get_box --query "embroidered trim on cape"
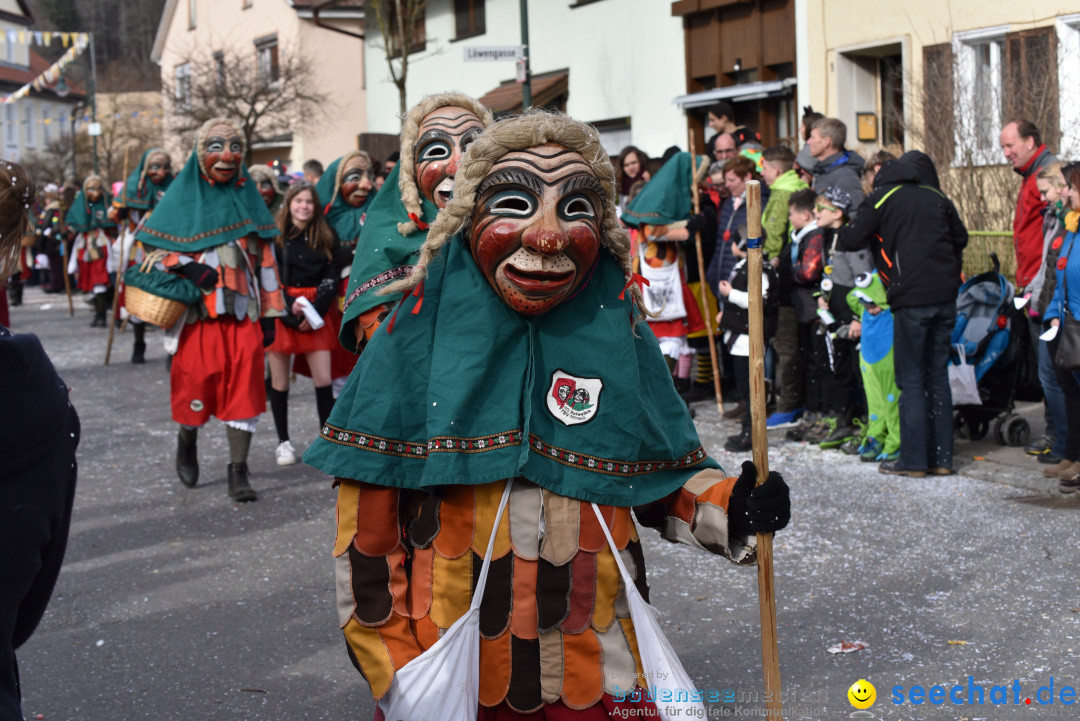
[528,434,708,476]
[141,221,277,245]
[342,265,415,314]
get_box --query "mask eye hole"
[419,141,451,162]
[559,193,595,220]
[229,141,243,154]
[206,141,224,153]
[487,190,535,216]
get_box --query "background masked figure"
[249,164,284,215]
[305,111,790,719]
[66,174,117,327]
[136,117,285,502]
[339,92,492,354]
[109,148,175,362]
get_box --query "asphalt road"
[8,286,1080,721]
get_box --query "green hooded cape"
[315,156,376,247]
[134,151,278,252]
[66,188,116,233]
[304,235,719,507]
[338,162,439,350]
[620,152,707,228]
[118,148,173,212]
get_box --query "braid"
[395,92,494,236]
[381,109,646,315]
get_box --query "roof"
[0,0,33,26]
[478,69,569,113]
[0,48,85,101]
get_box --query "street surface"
[9,286,1080,721]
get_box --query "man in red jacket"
[1001,118,1057,289]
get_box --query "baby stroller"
[949,255,1033,446]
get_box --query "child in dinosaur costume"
[339,92,492,354]
[847,270,901,461]
[304,111,790,719]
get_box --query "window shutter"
[1004,26,1058,150]
[922,42,954,164]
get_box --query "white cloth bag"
[590,503,704,721]
[377,481,513,721]
[638,243,686,321]
[947,344,981,406]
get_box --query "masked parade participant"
[135,118,285,502]
[249,164,284,215]
[292,150,377,398]
[66,174,117,327]
[339,92,492,354]
[109,148,175,362]
[304,111,790,719]
[36,184,68,296]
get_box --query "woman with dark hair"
[0,161,79,721]
[706,155,766,293]
[266,180,343,466]
[614,145,650,206]
[1043,163,1080,492]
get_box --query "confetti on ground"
[947,640,968,645]
[827,641,869,654]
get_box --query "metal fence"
[964,230,1015,281]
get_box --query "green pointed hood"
[118,148,173,211]
[134,151,279,252]
[65,176,116,232]
[338,161,438,350]
[620,152,708,227]
[317,154,377,247]
[304,236,719,506]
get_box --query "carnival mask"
[85,181,104,203]
[341,156,374,208]
[200,123,243,184]
[469,143,602,316]
[257,177,277,207]
[146,153,172,185]
[415,105,484,208]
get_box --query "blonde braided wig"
[329,149,373,207]
[383,109,644,315]
[247,164,281,193]
[395,92,494,236]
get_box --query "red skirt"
[267,286,339,355]
[171,316,266,425]
[77,254,110,292]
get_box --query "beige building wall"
[154,0,366,171]
[799,1,1080,157]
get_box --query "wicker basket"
[125,284,187,328]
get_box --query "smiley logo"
[848,679,876,709]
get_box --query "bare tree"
[368,0,429,119]
[95,93,164,183]
[162,45,330,165]
[22,133,93,186]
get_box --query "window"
[4,104,17,154]
[188,0,196,29]
[386,2,426,57]
[175,62,192,110]
[42,105,52,146]
[954,27,1007,164]
[24,101,33,148]
[214,51,226,95]
[255,35,279,87]
[243,0,252,7]
[454,0,485,39]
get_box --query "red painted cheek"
[473,220,521,277]
[417,162,445,203]
[205,151,222,168]
[566,225,600,268]
[259,188,275,204]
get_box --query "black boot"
[176,427,199,487]
[724,426,753,452]
[7,282,22,307]
[132,324,146,364]
[227,462,257,502]
[91,294,107,327]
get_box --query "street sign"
[464,45,523,62]
[87,122,102,136]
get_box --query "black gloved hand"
[172,261,219,291]
[260,317,276,348]
[728,460,791,537]
[687,213,706,235]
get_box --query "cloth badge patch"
[546,370,603,426]
[190,399,204,412]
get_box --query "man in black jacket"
[837,151,968,477]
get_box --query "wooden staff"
[686,133,723,414]
[61,234,73,316]
[104,149,130,365]
[744,179,782,719]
